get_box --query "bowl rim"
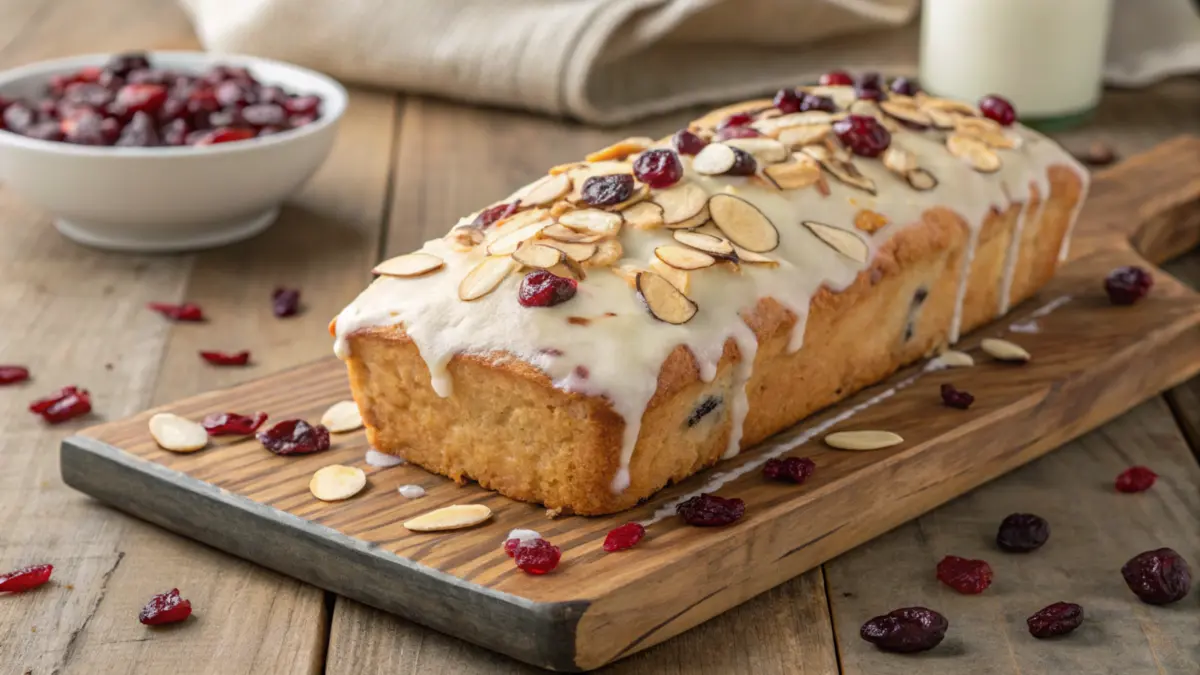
[0,50,348,158]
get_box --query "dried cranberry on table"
[979,94,1017,126]
[513,538,562,574]
[139,588,192,625]
[818,70,854,87]
[603,523,646,552]
[0,365,30,385]
[940,383,974,409]
[518,270,577,308]
[1104,266,1153,305]
[936,555,994,594]
[833,115,891,158]
[581,174,634,207]
[996,513,1050,553]
[0,564,53,593]
[1026,602,1083,639]
[1121,548,1192,605]
[1114,465,1157,493]
[29,386,92,424]
[677,494,745,526]
[147,301,204,321]
[860,607,948,653]
[272,287,302,318]
[633,149,683,189]
[202,411,268,436]
[762,457,816,484]
[671,129,708,156]
[199,350,251,366]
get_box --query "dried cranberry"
[199,350,250,366]
[1026,602,1083,638]
[147,301,204,322]
[996,513,1050,553]
[890,77,919,96]
[1104,266,1153,305]
[602,523,646,552]
[125,68,170,86]
[284,95,321,116]
[272,287,301,317]
[855,72,885,101]
[1115,465,1157,493]
[258,419,331,456]
[979,94,1016,126]
[214,80,255,107]
[936,555,993,594]
[763,457,816,484]
[104,52,151,78]
[63,82,114,109]
[25,121,64,142]
[0,564,53,593]
[503,538,521,557]
[30,386,91,424]
[799,94,836,113]
[860,607,948,653]
[472,202,518,229]
[195,127,255,145]
[819,70,854,86]
[726,147,758,176]
[241,103,286,127]
[677,494,745,526]
[116,111,160,147]
[257,86,288,105]
[833,114,891,157]
[1121,548,1192,605]
[29,386,79,414]
[0,365,30,385]
[513,539,561,574]
[632,149,683,189]
[202,411,268,436]
[139,588,192,625]
[940,383,974,409]
[581,173,634,207]
[716,112,754,130]
[671,129,708,156]
[773,88,803,114]
[207,107,244,128]
[3,103,36,132]
[161,118,190,146]
[257,126,284,137]
[60,112,111,146]
[518,270,577,308]
[114,84,168,116]
[714,126,761,141]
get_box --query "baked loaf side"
[334,86,1088,515]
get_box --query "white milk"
[919,0,1114,119]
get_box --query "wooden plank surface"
[1165,251,1200,459]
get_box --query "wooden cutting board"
[62,137,1200,673]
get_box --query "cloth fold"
[179,0,1200,125]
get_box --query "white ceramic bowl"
[0,51,347,252]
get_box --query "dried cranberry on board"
[1104,266,1153,305]
[513,539,561,574]
[1026,602,1083,638]
[860,607,948,653]
[936,555,993,594]
[139,588,192,625]
[0,564,53,593]
[257,419,331,455]
[762,457,815,484]
[819,70,854,86]
[147,301,204,322]
[581,174,635,207]
[1121,548,1192,605]
[503,538,521,557]
[996,513,1050,553]
[671,129,708,156]
[603,523,646,552]
[202,411,268,436]
[833,115,891,158]
[518,271,577,308]
[979,94,1017,126]
[0,365,30,385]
[199,350,250,366]
[676,494,745,526]
[633,149,683,189]
[940,383,974,409]
[271,287,301,317]
[1115,466,1157,493]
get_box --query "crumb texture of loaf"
[334,87,1088,514]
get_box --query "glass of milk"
[919,0,1114,128]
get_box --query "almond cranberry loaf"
[332,82,1087,515]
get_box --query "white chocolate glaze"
[333,89,1088,496]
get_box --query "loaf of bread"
[332,83,1087,515]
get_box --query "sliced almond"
[373,252,444,278]
[924,107,959,131]
[548,161,585,176]
[446,227,483,251]
[804,86,857,109]
[752,111,835,136]
[486,219,552,255]
[708,194,779,253]
[495,207,549,232]
[558,209,622,237]
[614,263,644,289]
[906,168,939,191]
[654,245,716,270]
[663,205,710,230]
[824,430,904,451]
[692,143,737,175]
[803,150,877,194]
[512,242,566,269]
[148,413,208,453]
[653,182,708,225]
[854,210,889,234]
[919,96,978,116]
[547,258,586,281]
[803,221,870,264]
[722,137,789,164]
[516,173,571,207]
[321,400,364,433]
[585,137,654,162]
[981,338,1030,362]
[673,230,734,256]
[403,504,493,532]
[636,271,697,324]
[542,239,598,262]
[622,201,665,230]
[310,465,367,502]
[881,147,917,174]
[604,182,650,212]
[879,101,931,128]
[932,350,974,368]
[458,256,517,301]
[731,245,779,267]
[778,124,831,149]
[540,223,604,243]
[586,238,623,267]
[947,134,1002,173]
[648,258,691,294]
[548,200,574,218]
[764,155,822,190]
[954,117,1019,149]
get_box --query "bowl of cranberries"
[0,51,346,252]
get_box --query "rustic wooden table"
[1,1,1198,673]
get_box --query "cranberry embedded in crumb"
[940,383,974,409]
[833,114,891,158]
[1115,465,1157,493]
[716,112,754,130]
[1027,602,1083,638]
[1121,548,1192,605]
[996,513,1050,553]
[139,588,192,625]
[677,494,745,526]
[518,270,577,308]
[603,523,646,552]
[1104,266,1153,305]
[671,129,708,156]
[979,94,1016,126]
[772,88,803,114]
[0,365,30,385]
[860,607,948,653]
[513,539,561,574]
[633,149,683,189]
[819,70,853,87]
[257,419,331,456]
[762,457,815,484]
[0,564,53,593]
[936,555,993,594]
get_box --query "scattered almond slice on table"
[310,465,367,501]
[403,504,493,532]
[373,252,444,278]
[148,413,208,453]
[321,400,364,433]
[825,430,904,451]
[981,338,1031,362]
[933,350,975,368]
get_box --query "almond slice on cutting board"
[802,221,870,264]
[825,430,904,451]
[459,256,517,301]
[636,270,697,324]
[321,400,364,433]
[512,242,566,269]
[373,252,444,278]
[652,182,708,225]
[708,194,779,253]
[654,245,716,271]
[673,230,734,256]
[981,338,1030,362]
[310,465,367,502]
[932,350,974,368]
[404,504,494,532]
[148,413,208,453]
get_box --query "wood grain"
[1164,250,1200,459]
[62,138,1200,671]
